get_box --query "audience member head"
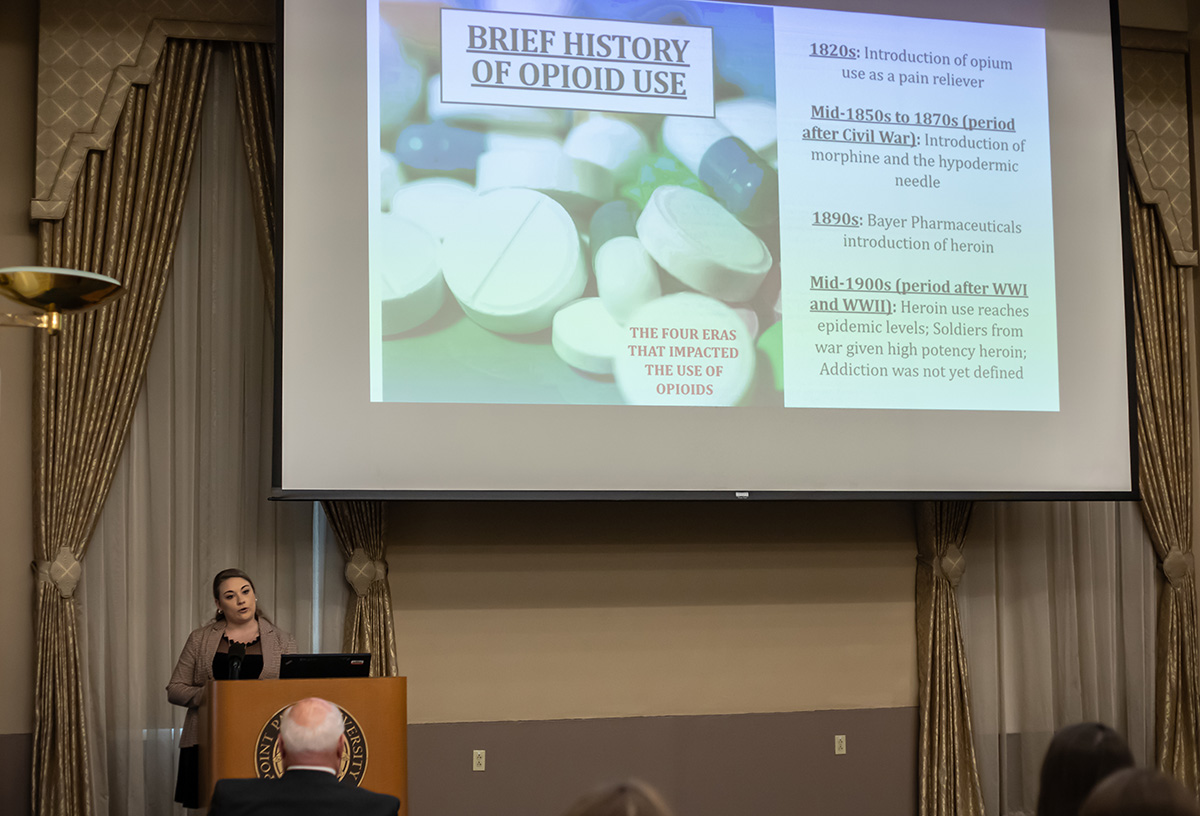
[1080,768,1200,816]
[1036,722,1135,816]
[561,779,675,816]
[278,697,345,772]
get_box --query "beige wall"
[0,0,37,737]
[0,0,1178,743]
[387,0,1192,732]
[387,500,917,724]
[0,0,921,747]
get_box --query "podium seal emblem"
[255,703,368,785]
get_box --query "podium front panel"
[198,676,407,814]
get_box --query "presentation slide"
[280,0,1132,495]
[369,1,1056,412]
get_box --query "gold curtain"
[231,40,400,676]
[229,41,276,312]
[321,501,399,677]
[915,500,984,816]
[1128,178,1200,787]
[30,40,213,816]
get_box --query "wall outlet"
[834,734,847,755]
[473,749,486,771]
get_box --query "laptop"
[278,652,371,679]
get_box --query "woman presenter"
[167,568,297,808]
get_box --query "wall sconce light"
[0,267,125,334]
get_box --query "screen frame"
[270,0,1138,502]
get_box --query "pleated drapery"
[229,41,276,312]
[1127,178,1200,788]
[248,26,396,679]
[321,501,399,677]
[31,40,213,816]
[916,500,985,816]
[959,501,1159,814]
[74,49,339,816]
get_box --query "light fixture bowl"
[0,266,124,313]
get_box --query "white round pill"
[564,116,651,179]
[715,97,777,164]
[552,298,625,375]
[613,293,756,406]
[427,75,569,133]
[486,132,564,153]
[389,178,475,242]
[661,115,730,175]
[379,150,406,212]
[733,306,760,340]
[594,236,661,324]
[475,147,614,214]
[373,216,444,335]
[636,186,773,302]
[440,189,586,335]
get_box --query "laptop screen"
[278,653,372,679]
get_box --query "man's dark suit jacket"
[207,769,400,816]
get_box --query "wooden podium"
[198,677,407,814]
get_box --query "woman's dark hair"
[1036,722,1135,816]
[561,780,675,816]
[211,568,270,622]
[1080,768,1200,816]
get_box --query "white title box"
[440,8,714,117]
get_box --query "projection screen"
[276,0,1134,497]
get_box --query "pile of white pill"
[375,5,781,406]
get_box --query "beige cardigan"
[166,618,296,748]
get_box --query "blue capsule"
[661,116,778,228]
[393,123,487,179]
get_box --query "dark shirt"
[208,769,401,816]
[212,634,263,680]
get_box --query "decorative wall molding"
[1122,45,1196,267]
[33,0,272,221]
[1119,27,1188,54]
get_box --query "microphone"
[228,642,245,680]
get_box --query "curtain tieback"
[918,543,967,587]
[345,547,388,597]
[33,546,82,598]
[1162,549,1194,586]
